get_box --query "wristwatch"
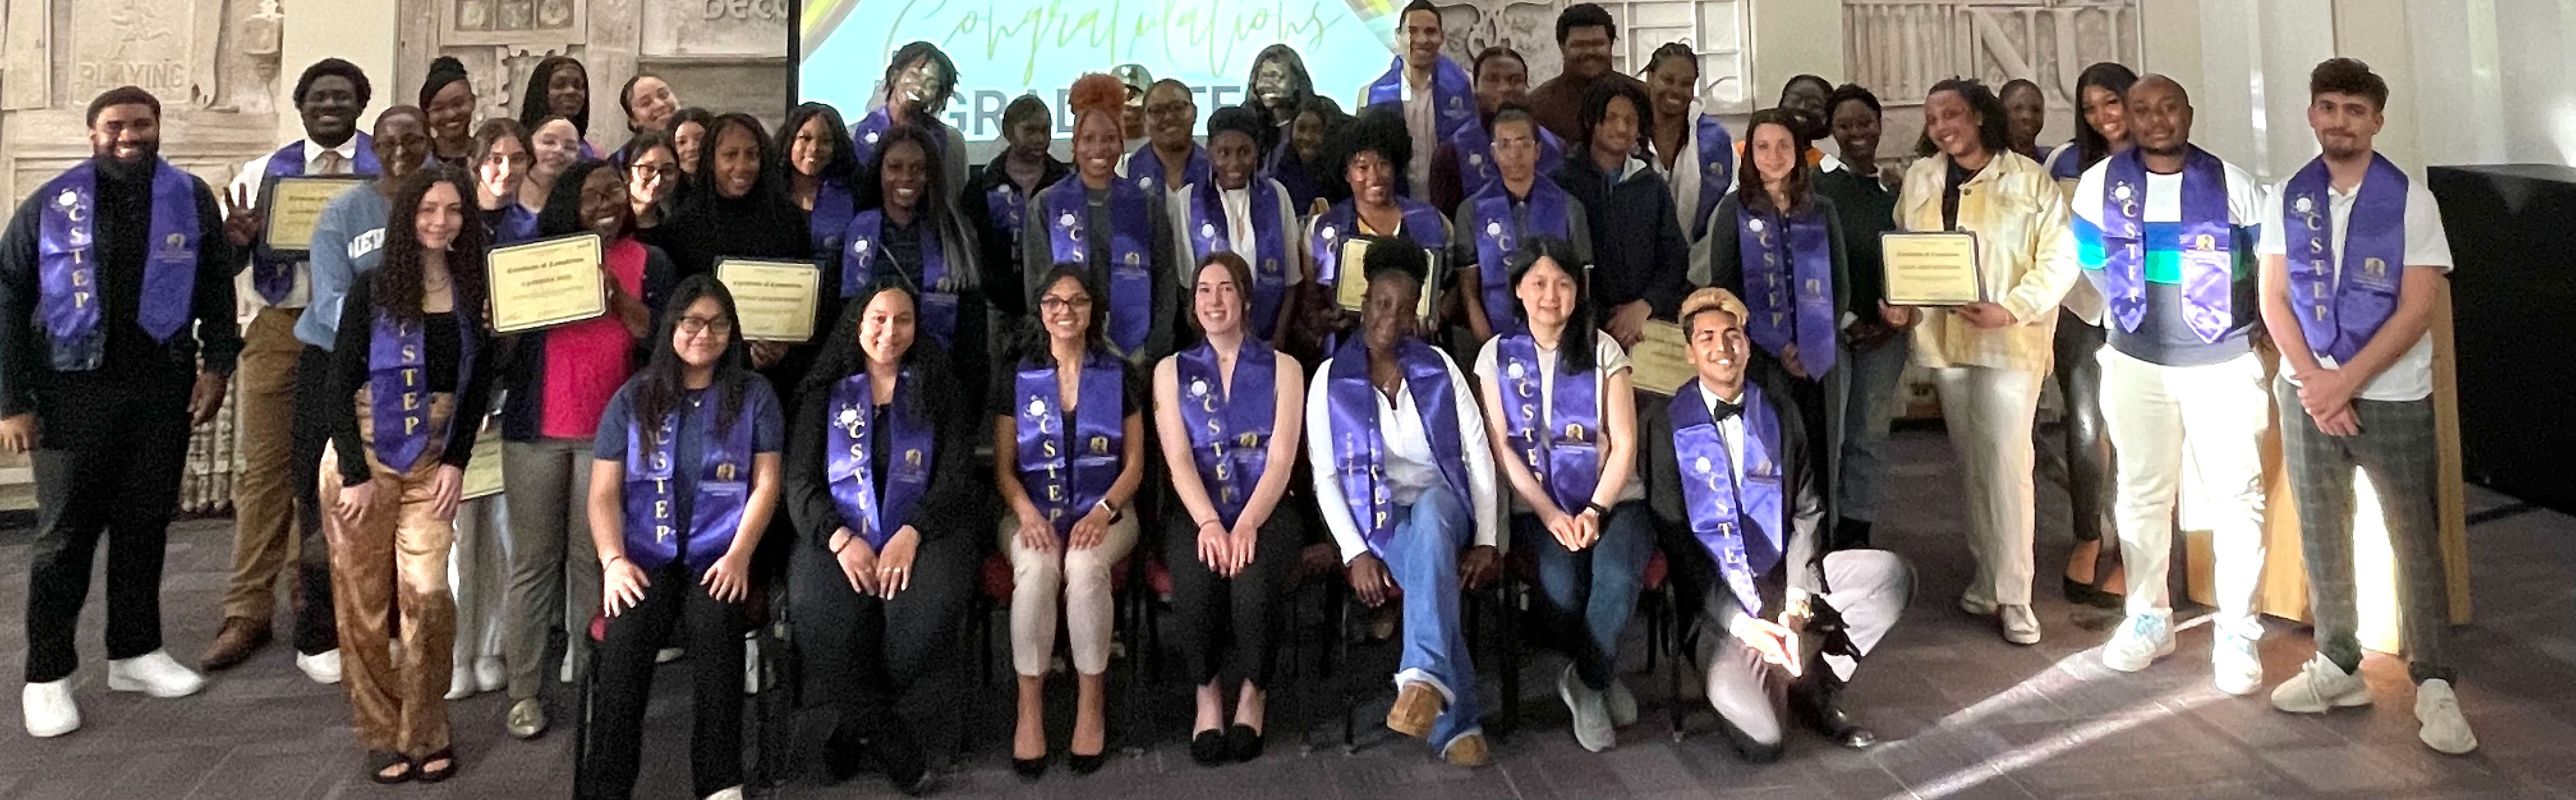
[1096,498,1123,523]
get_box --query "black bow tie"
[1710,399,1744,422]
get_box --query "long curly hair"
[629,274,755,450]
[372,165,489,323]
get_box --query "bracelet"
[1585,502,1613,518]
[1197,519,1225,534]
[828,533,849,554]
[603,554,625,569]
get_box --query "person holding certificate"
[656,113,812,376]
[782,102,864,270]
[1301,105,1450,345]
[1553,78,1689,351]
[583,275,785,800]
[1813,85,1909,552]
[493,158,671,738]
[2041,62,2139,608]
[1889,79,2076,646]
[319,167,496,783]
[1648,288,1910,762]
[845,123,990,420]
[1305,243,1501,768]
[204,58,378,678]
[1453,103,1591,342]
[991,265,1147,778]
[1471,237,1646,753]
[1694,109,1851,532]
[1173,107,1304,345]
[1023,74,1179,366]
[2069,75,2271,694]
[1154,252,1307,766]
[783,276,981,792]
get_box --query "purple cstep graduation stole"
[1308,197,1448,286]
[252,134,381,303]
[1450,123,1566,201]
[1496,334,1602,515]
[365,307,479,472]
[1185,182,1291,341]
[827,369,936,549]
[624,387,765,574]
[1126,144,1211,196]
[1736,206,1837,377]
[2281,153,2407,364]
[1364,56,1479,143]
[1468,178,1573,337]
[2100,146,2235,342]
[35,158,201,370]
[1691,114,1736,235]
[1041,179,1155,354]
[841,210,960,350]
[809,177,857,265]
[1325,335,1468,556]
[1013,354,1126,535]
[1670,380,1786,617]
[1177,340,1278,523]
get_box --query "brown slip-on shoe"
[1386,682,1443,739]
[200,617,271,671]
[1442,733,1491,767]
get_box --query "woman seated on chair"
[1303,240,1501,768]
[1155,252,1308,766]
[784,277,984,794]
[1471,236,1649,753]
[581,275,786,800]
[992,265,1147,780]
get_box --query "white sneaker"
[106,650,204,698]
[1999,604,2042,645]
[446,665,478,700]
[2100,614,2174,673]
[2414,679,2478,755]
[296,650,343,684]
[655,647,685,665]
[1557,666,1614,753]
[474,656,507,693]
[2271,654,2370,713]
[1959,591,1998,617]
[2213,629,2264,696]
[1605,678,1637,728]
[702,786,745,800]
[22,680,79,737]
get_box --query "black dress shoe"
[1011,753,1050,782]
[2062,576,2125,609]
[1067,751,1108,775]
[1190,729,1228,765]
[1227,724,1265,762]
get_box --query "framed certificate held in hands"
[1331,238,1436,323]
[260,176,362,256]
[461,418,505,500]
[1626,320,1694,396]
[487,233,606,332]
[1880,231,1986,306]
[716,258,822,343]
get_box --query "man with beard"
[1426,46,1567,215]
[1529,4,1650,147]
[2070,75,2271,693]
[202,58,381,679]
[2256,58,2474,755]
[1359,0,1478,202]
[4,87,240,737]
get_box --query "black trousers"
[785,528,979,784]
[289,344,339,654]
[1162,505,1301,688]
[583,560,748,800]
[23,371,192,683]
[2051,311,2116,550]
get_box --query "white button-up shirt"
[1306,348,1500,562]
[228,136,365,312]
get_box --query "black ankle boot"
[1789,670,1876,749]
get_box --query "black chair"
[573,583,788,797]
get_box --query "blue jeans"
[1379,484,1481,751]
[1514,499,1655,689]
[1837,333,1912,523]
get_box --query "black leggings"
[583,561,748,800]
[2052,311,2117,551]
[786,529,979,783]
[1162,506,1301,688]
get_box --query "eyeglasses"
[629,162,677,180]
[677,315,733,336]
[1146,102,1195,116]
[1038,295,1093,312]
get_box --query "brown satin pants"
[319,392,459,758]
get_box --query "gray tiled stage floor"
[4,429,2574,799]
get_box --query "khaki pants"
[221,307,306,621]
[320,392,459,758]
[998,509,1138,677]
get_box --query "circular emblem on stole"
[1506,361,1525,379]
[864,130,880,144]
[2113,184,2134,201]
[1748,218,1765,233]
[1485,220,1503,238]
[54,190,77,210]
[1694,456,1713,473]
[837,406,861,427]
[1058,212,1078,228]
[1201,222,1217,240]
[2294,196,2315,214]
[1469,153,1485,167]
[854,239,870,253]
[1320,225,1336,240]
[1025,397,1047,417]
[1138,176,1154,191]
[1190,378,1208,397]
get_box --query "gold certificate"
[1880,231,1986,306]
[461,419,505,499]
[1627,320,1694,396]
[261,176,361,254]
[1331,238,1436,321]
[487,233,608,333]
[717,258,822,342]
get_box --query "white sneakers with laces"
[2099,613,2174,672]
[107,650,205,698]
[2414,679,2478,755]
[2212,629,2264,696]
[2270,653,2370,713]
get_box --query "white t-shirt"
[1472,334,1646,512]
[2257,169,2453,401]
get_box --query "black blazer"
[781,355,986,550]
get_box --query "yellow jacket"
[1896,150,2080,373]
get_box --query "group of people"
[1,1,2478,797]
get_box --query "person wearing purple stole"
[1359,1,1480,201]
[1304,242,1501,767]
[851,43,970,200]
[1650,288,1910,763]
[1454,104,1591,343]
[1643,43,1739,243]
[1555,78,1691,353]
[1025,74,1181,366]
[962,95,1069,319]
[1155,253,1308,766]
[783,277,981,791]
[1299,105,1452,348]
[3,87,240,738]
[584,275,785,800]
[319,167,496,782]
[2256,59,2475,755]
[1126,79,1213,201]
[783,103,865,272]
[1425,46,1567,216]
[1890,79,2078,647]
[1471,238,1648,752]
[203,59,376,678]
[2068,76,2271,691]
[1693,111,1851,534]
[844,123,992,422]
[2043,62,2138,608]
[992,265,1147,778]
[1176,108,1306,347]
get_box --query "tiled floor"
[3,429,2572,799]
